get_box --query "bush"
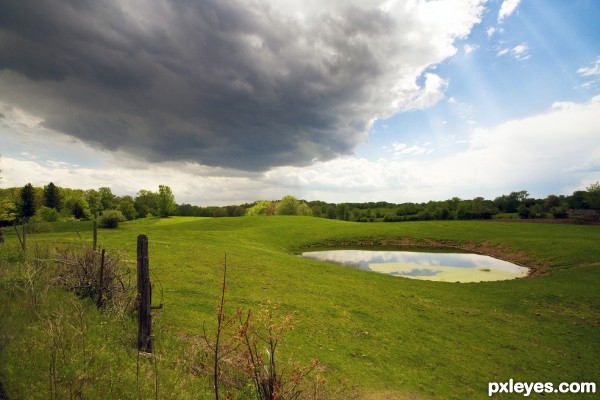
[54,246,134,311]
[518,205,532,219]
[36,206,61,222]
[551,206,569,219]
[276,195,300,215]
[98,209,125,228]
[246,200,273,216]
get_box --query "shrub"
[98,209,125,228]
[54,246,134,312]
[275,195,313,216]
[276,195,300,215]
[297,202,313,216]
[518,205,532,219]
[551,206,569,219]
[36,206,60,222]
[246,200,273,216]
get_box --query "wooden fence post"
[93,221,98,252]
[13,222,26,251]
[137,234,152,353]
[97,249,106,308]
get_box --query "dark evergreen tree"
[20,183,36,220]
[43,182,62,210]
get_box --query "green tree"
[494,191,527,213]
[297,202,312,216]
[456,202,473,220]
[551,203,569,219]
[0,197,16,244]
[518,204,532,219]
[118,195,137,220]
[64,195,91,220]
[471,197,497,219]
[568,190,587,209]
[135,190,159,217]
[543,195,561,211]
[98,187,116,210]
[43,182,62,210]
[246,200,272,216]
[35,206,61,222]
[85,189,102,217]
[0,198,17,225]
[514,190,529,204]
[530,204,545,218]
[158,185,176,218]
[19,183,36,220]
[276,195,301,215]
[584,181,600,210]
[337,203,350,221]
[274,195,311,216]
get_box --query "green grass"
[1,217,599,399]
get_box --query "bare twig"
[213,253,227,400]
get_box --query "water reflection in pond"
[301,249,529,282]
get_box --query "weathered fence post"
[97,249,106,308]
[13,222,26,251]
[137,234,152,353]
[93,220,98,252]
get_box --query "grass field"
[1,216,599,399]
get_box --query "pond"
[301,249,529,282]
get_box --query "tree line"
[1,182,599,229]
[0,183,177,228]
[306,186,600,223]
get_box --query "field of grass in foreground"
[1,217,599,399]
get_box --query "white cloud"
[497,43,530,61]
[463,43,478,54]
[577,56,600,77]
[420,95,600,197]
[409,73,449,110]
[391,142,431,157]
[512,44,529,58]
[498,0,521,23]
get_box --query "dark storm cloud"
[0,0,480,170]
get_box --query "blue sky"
[1,0,599,205]
[363,0,600,158]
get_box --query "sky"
[1,0,599,206]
